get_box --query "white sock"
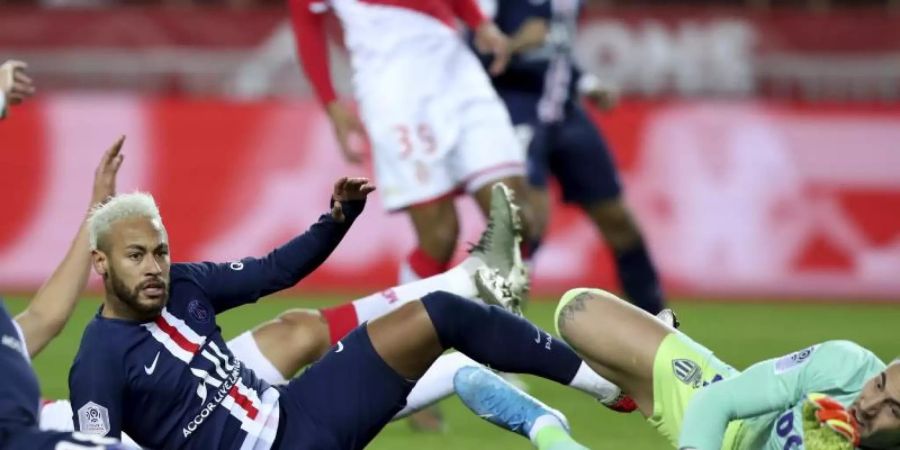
[393,352,480,419]
[227,331,288,385]
[352,257,484,324]
[567,362,621,403]
[527,414,567,442]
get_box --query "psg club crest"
[188,299,210,324]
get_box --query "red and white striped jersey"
[288,0,489,105]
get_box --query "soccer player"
[539,287,900,450]
[473,0,666,314]
[67,180,622,449]
[0,302,133,450]
[45,183,597,432]
[0,60,35,119]
[288,0,535,289]
[0,127,130,448]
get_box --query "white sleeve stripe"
[11,318,30,362]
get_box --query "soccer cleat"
[454,365,570,439]
[469,183,529,298]
[656,308,680,329]
[602,392,638,413]
[474,266,523,315]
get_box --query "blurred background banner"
[1,7,899,101]
[3,96,899,299]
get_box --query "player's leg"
[555,287,741,446]
[400,199,460,283]
[455,366,587,450]
[275,283,618,449]
[554,105,665,314]
[231,183,526,384]
[553,288,669,415]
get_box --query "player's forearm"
[0,90,7,119]
[509,18,549,54]
[15,217,91,357]
[679,358,799,449]
[678,383,736,450]
[251,199,366,296]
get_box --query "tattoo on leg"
[557,292,594,330]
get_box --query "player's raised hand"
[331,177,376,222]
[326,101,368,165]
[475,22,511,75]
[0,60,36,106]
[91,135,126,207]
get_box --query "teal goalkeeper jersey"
[679,340,885,450]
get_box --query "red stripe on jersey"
[154,316,200,354]
[229,385,259,420]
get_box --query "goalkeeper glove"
[803,393,860,450]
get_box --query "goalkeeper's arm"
[678,356,802,450]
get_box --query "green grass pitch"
[6,295,898,449]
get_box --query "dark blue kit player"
[0,301,132,450]
[69,178,608,450]
[477,0,666,314]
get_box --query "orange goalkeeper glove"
[804,393,860,449]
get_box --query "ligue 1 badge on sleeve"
[77,401,110,435]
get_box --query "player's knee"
[275,309,331,359]
[554,288,619,342]
[587,199,641,249]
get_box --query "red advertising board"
[2,96,899,299]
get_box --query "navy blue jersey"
[0,302,39,432]
[478,0,583,123]
[0,302,132,449]
[69,202,364,450]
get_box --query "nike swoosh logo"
[336,341,344,353]
[534,328,542,344]
[144,351,160,375]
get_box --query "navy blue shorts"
[274,324,414,450]
[502,92,622,204]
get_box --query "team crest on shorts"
[672,359,703,387]
[77,401,110,435]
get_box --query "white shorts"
[356,38,525,211]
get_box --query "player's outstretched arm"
[287,0,367,164]
[14,136,124,357]
[678,356,799,450]
[182,177,375,313]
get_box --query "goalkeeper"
[549,288,899,450]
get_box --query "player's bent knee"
[275,309,331,358]
[554,288,620,340]
[588,200,641,248]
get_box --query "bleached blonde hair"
[88,192,167,251]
